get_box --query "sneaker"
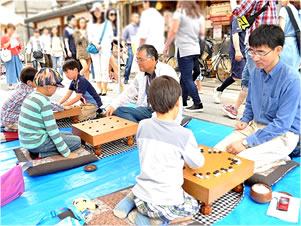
[184,103,203,112]
[222,104,238,119]
[124,79,129,84]
[213,87,222,104]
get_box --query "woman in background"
[1,23,23,90]
[88,2,114,96]
[107,8,118,39]
[279,0,301,70]
[73,17,91,80]
[50,26,65,75]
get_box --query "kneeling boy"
[18,68,80,158]
[115,76,204,222]
[59,59,103,121]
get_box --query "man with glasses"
[214,25,300,173]
[106,44,180,123]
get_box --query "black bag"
[237,1,270,30]
[285,6,301,55]
[33,50,43,59]
[199,39,213,60]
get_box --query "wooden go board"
[183,145,254,214]
[54,106,81,123]
[72,116,138,155]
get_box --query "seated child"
[18,68,80,158]
[114,76,204,223]
[59,59,103,121]
[1,67,64,132]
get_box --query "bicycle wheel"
[198,58,206,81]
[166,55,180,72]
[216,54,231,82]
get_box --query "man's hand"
[106,106,115,117]
[234,121,247,130]
[67,152,78,159]
[226,140,246,155]
[63,105,72,110]
[67,51,72,57]
[235,50,243,62]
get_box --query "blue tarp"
[0,119,300,225]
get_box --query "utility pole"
[24,0,30,40]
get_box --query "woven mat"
[85,186,244,225]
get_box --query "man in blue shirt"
[122,13,139,84]
[215,25,300,173]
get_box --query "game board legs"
[127,136,134,146]
[201,203,212,215]
[94,145,102,156]
[233,183,243,193]
[72,116,79,124]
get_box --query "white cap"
[90,2,103,13]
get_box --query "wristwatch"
[242,139,249,148]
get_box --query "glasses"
[109,13,116,16]
[247,48,273,57]
[135,57,149,63]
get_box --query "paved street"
[0,71,245,128]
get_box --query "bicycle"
[166,36,231,83]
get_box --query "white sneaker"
[213,87,222,104]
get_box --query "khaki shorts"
[78,103,99,121]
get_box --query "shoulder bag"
[285,6,301,55]
[0,48,12,62]
[86,20,109,54]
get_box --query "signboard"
[213,25,222,39]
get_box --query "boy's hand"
[67,152,78,159]
[106,106,115,117]
[234,121,247,130]
[63,105,72,110]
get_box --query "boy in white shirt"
[114,76,204,223]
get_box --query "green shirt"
[18,91,70,157]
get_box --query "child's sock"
[127,209,166,226]
[113,191,135,219]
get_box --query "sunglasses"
[110,13,116,16]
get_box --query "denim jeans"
[177,52,201,105]
[241,48,255,87]
[28,131,81,158]
[91,60,95,79]
[114,106,153,123]
[51,55,63,75]
[32,60,45,70]
[124,45,133,81]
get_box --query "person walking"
[138,1,165,54]
[26,29,45,70]
[279,0,301,70]
[40,27,53,68]
[88,2,114,96]
[163,0,205,112]
[213,15,246,106]
[0,23,23,90]
[122,13,139,84]
[50,26,65,75]
[73,17,91,80]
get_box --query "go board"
[183,145,254,215]
[54,106,81,123]
[72,116,138,155]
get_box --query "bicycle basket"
[200,39,213,60]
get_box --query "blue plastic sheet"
[0,119,300,225]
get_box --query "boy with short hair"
[114,76,204,223]
[1,67,63,132]
[59,59,103,121]
[18,68,80,158]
